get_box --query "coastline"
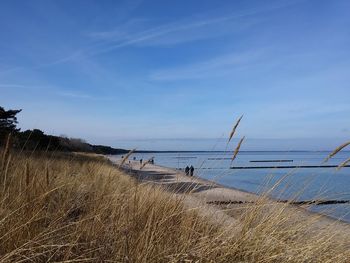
[111,157,350,231]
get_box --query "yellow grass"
[231,136,245,162]
[228,115,243,143]
[0,148,349,262]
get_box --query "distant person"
[190,165,194,176]
[151,158,154,164]
[140,159,143,165]
[185,166,190,176]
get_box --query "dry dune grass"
[323,141,350,163]
[0,147,350,262]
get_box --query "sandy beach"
[115,158,350,235]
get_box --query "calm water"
[112,151,350,222]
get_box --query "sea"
[111,151,350,223]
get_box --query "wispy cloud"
[150,49,266,81]
[0,66,22,76]
[19,1,297,69]
[88,15,254,50]
[57,91,114,101]
[86,3,287,53]
[0,83,27,88]
[0,83,112,101]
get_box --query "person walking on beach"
[189,165,194,177]
[185,166,189,176]
[140,159,143,165]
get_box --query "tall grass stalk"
[228,115,243,143]
[0,147,349,262]
[119,148,136,167]
[324,141,350,163]
[231,136,245,163]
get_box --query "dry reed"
[45,163,50,186]
[1,134,11,170]
[140,157,154,170]
[119,148,136,167]
[0,147,349,262]
[323,141,350,163]
[231,136,245,162]
[228,115,243,143]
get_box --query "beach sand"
[114,159,350,236]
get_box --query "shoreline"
[157,163,350,224]
[111,157,350,229]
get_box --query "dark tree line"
[0,106,128,154]
[0,106,22,141]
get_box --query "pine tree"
[0,106,22,141]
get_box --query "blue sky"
[1,0,350,150]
